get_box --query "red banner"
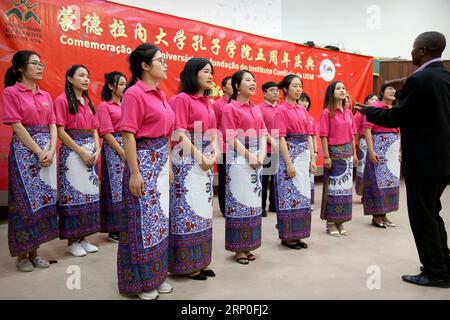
[0,0,373,193]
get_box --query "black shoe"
[201,269,216,277]
[372,219,387,228]
[108,232,119,243]
[401,272,450,288]
[262,210,267,217]
[420,265,450,276]
[187,273,208,280]
[296,240,308,249]
[281,241,302,250]
[268,206,276,213]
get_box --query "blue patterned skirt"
[274,134,311,241]
[355,137,367,196]
[100,133,124,233]
[8,126,58,256]
[320,142,353,222]
[118,136,170,294]
[58,130,100,239]
[225,137,262,252]
[363,133,400,215]
[169,135,214,274]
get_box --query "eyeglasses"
[26,61,45,68]
[152,57,166,65]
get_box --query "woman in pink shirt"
[169,58,218,280]
[97,71,127,243]
[2,50,58,272]
[319,81,358,236]
[221,70,267,264]
[273,75,316,249]
[363,84,401,228]
[355,94,379,201]
[55,64,101,257]
[299,92,318,209]
[259,81,280,217]
[213,76,233,217]
[118,44,175,300]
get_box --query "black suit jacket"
[365,61,450,179]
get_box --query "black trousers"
[217,154,226,216]
[262,153,276,212]
[405,175,450,279]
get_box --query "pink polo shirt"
[212,96,229,129]
[212,96,231,153]
[55,93,99,130]
[308,114,317,136]
[2,82,55,126]
[97,101,121,136]
[120,80,174,138]
[354,112,366,136]
[169,92,216,133]
[259,101,279,153]
[273,101,313,138]
[319,107,356,146]
[221,100,267,140]
[363,101,400,133]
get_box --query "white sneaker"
[137,289,159,300]
[68,242,87,257]
[157,281,173,294]
[79,239,98,253]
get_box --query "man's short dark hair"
[262,81,278,93]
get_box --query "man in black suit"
[357,31,450,288]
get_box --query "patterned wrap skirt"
[8,125,58,256]
[100,133,124,233]
[169,134,214,274]
[58,130,100,239]
[355,137,367,196]
[118,136,170,294]
[274,134,312,241]
[225,137,263,252]
[320,142,353,222]
[363,133,400,215]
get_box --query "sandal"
[326,222,340,237]
[281,241,302,249]
[186,271,207,280]
[381,217,396,227]
[236,257,249,265]
[297,240,308,249]
[246,252,255,261]
[201,269,216,277]
[372,218,386,228]
[336,223,349,236]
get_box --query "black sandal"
[246,253,255,261]
[201,269,216,277]
[236,257,249,265]
[281,241,302,249]
[296,240,308,249]
[186,272,207,280]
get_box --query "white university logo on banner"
[320,59,336,82]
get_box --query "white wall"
[109,0,450,59]
[281,0,450,60]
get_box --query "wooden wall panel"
[373,60,450,95]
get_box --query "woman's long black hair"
[101,71,126,101]
[65,64,96,115]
